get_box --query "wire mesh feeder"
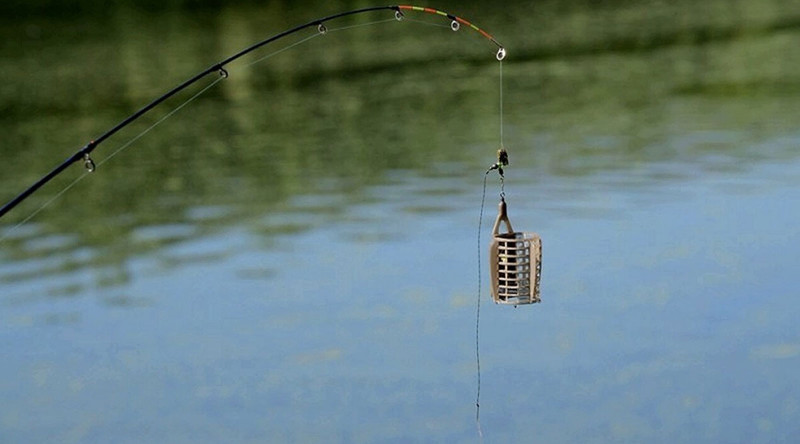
[489,198,542,305]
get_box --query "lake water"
[1,1,799,442]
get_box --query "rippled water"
[2,1,800,442]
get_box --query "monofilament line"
[98,76,225,168]
[245,32,322,68]
[0,172,87,245]
[0,76,224,246]
[327,17,398,33]
[403,17,451,29]
[245,17,404,69]
[475,171,490,440]
[253,17,400,66]
[499,59,504,149]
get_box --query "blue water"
[3,146,799,442]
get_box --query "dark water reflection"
[2,1,800,442]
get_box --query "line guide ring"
[83,154,96,172]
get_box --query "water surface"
[1,1,799,442]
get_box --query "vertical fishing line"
[476,171,489,440]
[474,47,507,441]
[499,59,504,149]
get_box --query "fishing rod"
[0,5,505,220]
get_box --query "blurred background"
[1,1,799,442]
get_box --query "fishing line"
[0,75,226,246]
[476,170,489,440]
[245,13,458,70]
[499,59,505,149]
[474,52,508,440]
[97,76,226,168]
[248,17,399,67]
[327,17,399,33]
[244,32,323,68]
[402,17,451,29]
[0,173,86,245]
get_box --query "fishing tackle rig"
[481,148,543,306]
[2,6,529,438]
[0,5,506,221]
[485,148,543,306]
[475,147,543,437]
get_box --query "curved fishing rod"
[0,5,505,220]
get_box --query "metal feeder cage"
[489,198,542,305]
